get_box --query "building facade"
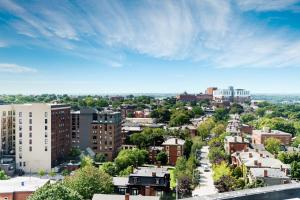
[213,86,250,103]
[90,111,122,161]
[162,138,185,166]
[252,128,292,145]
[0,103,71,173]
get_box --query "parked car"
[204,166,210,172]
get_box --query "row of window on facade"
[18,112,48,118]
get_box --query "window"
[29,139,32,145]
[45,139,48,145]
[45,112,48,117]
[23,162,26,166]
[19,153,22,159]
[29,146,32,151]
[19,112,22,117]
[19,132,22,138]
[29,132,32,138]
[45,132,48,138]
[45,119,48,124]
[29,118,32,124]
[29,112,32,117]
[45,146,48,151]
[45,126,48,130]
[29,126,32,131]
[19,140,22,145]
[19,119,22,124]
[19,162,22,167]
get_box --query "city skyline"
[1,0,300,94]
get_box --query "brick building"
[224,136,249,154]
[162,138,185,166]
[252,128,292,145]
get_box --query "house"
[0,177,49,200]
[252,127,292,145]
[113,167,170,196]
[249,168,290,186]
[93,194,159,200]
[128,167,170,196]
[224,136,249,154]
[162,138,185,166]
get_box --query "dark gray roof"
[92,194,160,200]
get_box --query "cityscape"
[1,1,300,200]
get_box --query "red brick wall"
[164,145,183,166]
[0,191,33,200]
[229,142,248,154]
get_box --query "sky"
[1,0,300,94]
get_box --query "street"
[192,146,217,197]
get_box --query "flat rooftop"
[0,177,49,193]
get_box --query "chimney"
[260,153,263,157]
[258,162,262,167]
[264,169,268,177]
[152,172,156,177]
[254,160,258,165]
[245,148,248,152]
[157,161,161,168]
[249,153,252,158]
[175,138,178,144]
[125,194,130,200]
[255,149,258,152]
[21,181,25,186]
[242,137,244,143]
[234,137,237,142]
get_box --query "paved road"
[192,146,217,197]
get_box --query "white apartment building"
[0,103,71,173]
[213,86,250,103]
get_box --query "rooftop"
[162,137,185,146]
[0,177,49,193]
[225,136,249,143]
[253,129,292,136]
[93,194,160,200]
[131,167,169,178]
[250,168,289,179]
[113,177,129,186]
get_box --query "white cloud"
[235,0,300,12]
[0,41,7,47]
[1,0,300,69]
[0,63,37,73]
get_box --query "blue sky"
[1,0,300,94]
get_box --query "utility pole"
[176,178,178,200]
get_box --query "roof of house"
[253,129,292,136]
[225,136,249,143]
[0,177,49,193]
[250,168,289,179]
[113,177,129,186]
[130,167,169,178]
[92,194,160,200]
[162,138,185,146]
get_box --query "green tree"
[197,118,216,140]
[192,106,204,117]
[213,108,229,122]
[38,169,46,177]
[212,162,231,182]
[100,162,117,176]
[80,156,93,168]
[156,151,168,165]
[114,149,148,172]
[0,170,9,180]
[169,111,190,127]
[183,139,193,158]
[264,137,281,155]
[95,153,106,163]
[49,170,56,178]
[119,166,134,176]
[29,183,83,200]
[69,147,81,158]
[229,103,244,114]
[241,113,256,123]
[64,166,113,199]
[211,123,226,136]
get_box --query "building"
[206,87,218,95]
[252,127,292,145]
[127,167,170,196]
[162,138,185,166]
[148,146,164,164]
[0,177,49,200]
[224,136,249,154]
[93,194,159,200]
[249,168,290,186]
[176,92,197,102]
[71,110,80,148]
[110,96,125,102]
[1,103,71,173]
[213,86,250,103]
[90,111,122,161]
[0,105,16,155]
[196,93,213,101]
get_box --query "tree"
[211,123,226,136]
[38,169,46,177]
[80,156,93,168]
[49,170,56,178]
[291,161,300,179]
[197,118,216,140]
[192,106,204,117]
[214,175,237,193]
[119,166,134,176]
[0,170,9,180]
[114,149,148,172]
[156,151,168,165]
[183,139,193,158]
[241,113,256,123]
[95,153,106,163]
[169,111,190,127]
[69,147,81,159]
[213,108,229,122]
[29,183,83,200]
[100,162,117,176]
[258,117,296,136]
[229,103,244,114]
[64,166,113,199]
[209,147,228,164]
[212,162,231,182]
[264,137,281,155]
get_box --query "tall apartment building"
[0,103,71,173]
[90,111,122,161]
[213,86,250,103]
[0,105,16,155]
